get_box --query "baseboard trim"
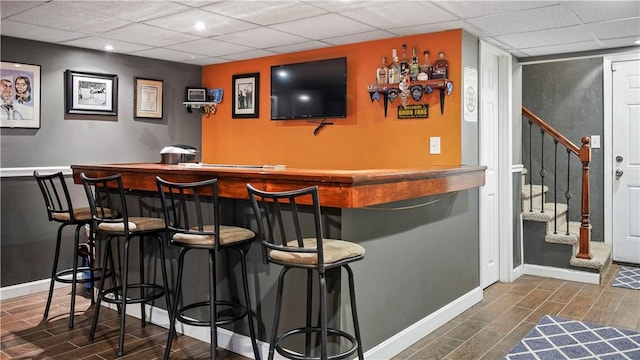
[522,264,599,284]
[2,281,483,360]
[364,287,483,360]
[0,278,70,301]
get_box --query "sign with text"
[398,104,429,119]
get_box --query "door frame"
[479,41,515,284]
[603,51,640,250]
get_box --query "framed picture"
[65,70,118,115]
[232,73,259,118]
[185,87,207,102]
[1,61,41,128]
[134,77,163,119]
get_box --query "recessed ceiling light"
[194,21,206,31]
[104,45,114,51]
[635,39,640,45]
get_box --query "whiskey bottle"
[399,44,410,76]
[388,49,400,84]
[409,46,420,81]
[432,51,449,80]
[419,50,433,80]
[376,56,388,85]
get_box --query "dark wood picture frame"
[65,70,118,115]
[232,73,259,118]
[1,61,41,128]
[135,77,163,119]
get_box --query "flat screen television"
[270,57,347,120]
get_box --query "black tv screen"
[270,57,347,120]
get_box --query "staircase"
[521,106,611,284]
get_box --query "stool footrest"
[54,267,112,284]
[100,283,166,305]
[177,300,248,327]
[275,327,359,360]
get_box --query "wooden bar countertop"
[71,163,486,208]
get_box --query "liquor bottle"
[419,50,433,80]
[409,46,420,81]
[376,56,388,85]
[388,49,400,84]
[432,51,449,80]
[399,44,410,76]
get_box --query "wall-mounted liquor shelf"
[367,79,452,117]
[183,102,218,117]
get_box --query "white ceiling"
[1,0,639,65]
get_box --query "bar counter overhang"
[71,162,486,208]
[70,162,486,358]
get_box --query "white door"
[612,59,640,264]
[480,45,501,288]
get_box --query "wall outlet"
[591,135,600,149]
[430,137,441,154]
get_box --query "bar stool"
[34,170,106,328]
[156,176,260,360]
[80,172,172,357]
[246,184,365,360]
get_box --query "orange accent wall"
[202,29,462,170]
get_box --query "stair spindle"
[554,140,558,234]
[565,149,571,235]
[539,129,545,213]
[529,121,533,212]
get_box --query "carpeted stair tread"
[521,202,568,222]
[521,184,548,200]
[569,241,612,272]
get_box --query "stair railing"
[522,106,592,259]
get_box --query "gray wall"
[1,36,202,286]
[522,58,604,242]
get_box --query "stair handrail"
[522,106,592,260]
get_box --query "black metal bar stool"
[246,184,365,360]
[81,172,172,357]
[156,176,261,360]
[34,170,108,328]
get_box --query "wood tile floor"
[1,263,638,359]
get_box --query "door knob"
[616,155,623,162]
[615,169,624,177]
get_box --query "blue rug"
[504,315,640,359]
[612,266,640,290]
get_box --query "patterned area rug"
[612,266,640,290]
[504,315,640,359]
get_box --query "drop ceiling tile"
[7,2,130,34]
[387,20,475,37]
[223,49,278,61]
[496,25,594,49]
[468,4,581,36]
[143,8,257,37]
[202,1,327,26]
[215,27,309,48]
[46,1,193,22]
[166,38,254,57]
[600,36,640,49]
[339,2,456,29]
[100,23,200,47]
[266,41,331,54]
[323,30,395,46]
[305,1,375,13]
[434,1,558,20]
[129,47,208,63]
[0,20,86,43]
[520,39,605,57]
[587,18,640,40]
[61,37,153,53]
[269,13,375,39]
[183,57,230,66]
[0,1,46,18]
[564,1,640,24]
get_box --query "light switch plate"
[430,137,441,154]
[591,135,600,149]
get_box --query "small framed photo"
[65,70,118,115]
[135,77,163,119]
[1,61,41,128]
[232,73,259,119]
[185,87,207,102]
